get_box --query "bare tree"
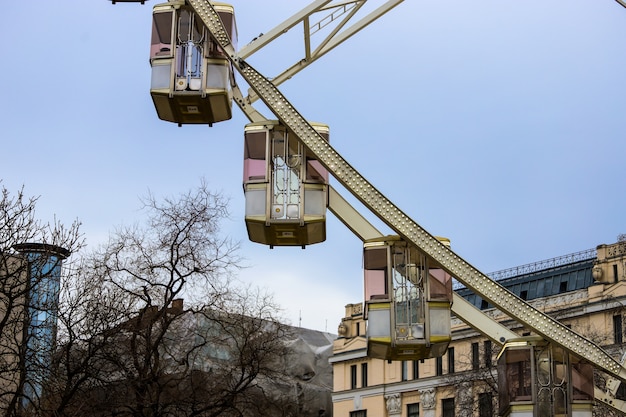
[2,182,326,417]
[39,262,134,417]
[89,182,239,417]
[42,182,307,417]
[0,183,83,417]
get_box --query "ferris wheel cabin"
[243,121,329,248]
[149,1,236,126]
[497,337,594,417]
[364,236,453,360]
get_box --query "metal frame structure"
[194,0,626,413]
[486,248,598,282]
[189,0,626,382]
[226,0,404,124]
[113,0,626,413]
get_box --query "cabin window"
[243,131,267,181]
[364,247,388,300]
[206,62,229,89]
[151,11,173,58]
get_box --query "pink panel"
[243,159,266,182]
[151,43,171,58]
[364,269,386,300]
[429,269,452,300]
[307,160,328,182]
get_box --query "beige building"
[331,238,626,417]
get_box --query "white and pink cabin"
[243,121,329,248]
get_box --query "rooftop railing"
[486,248,597,281]
[454,248,597,290]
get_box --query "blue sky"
[2,1,625,332]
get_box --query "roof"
[456,257,596,310]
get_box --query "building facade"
[331,238,626,417]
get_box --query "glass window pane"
[365,247,387,270]
[407,403,420,417]
[151,11,173,58]
[442,398,455,417]
[572,361,594,400]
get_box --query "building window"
[447,347,455,373]
[478,393,493,417]
[361,363,368,388]
[615,264,620,283]
[356,322,361,336]
[442,398,455,417]
[614,315,623,345]
[484,340,492,368]
[350,411,366,417]
[407,403,420,417]
[401,360,408,381]
[480,299,489,310]
[436,356,443,376]
[472,342,479,370]
[520,290,528,300]
[412,360,419,380]
[350,364,357,389]
[559,281,568,293]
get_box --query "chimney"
[171,298,184,313]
